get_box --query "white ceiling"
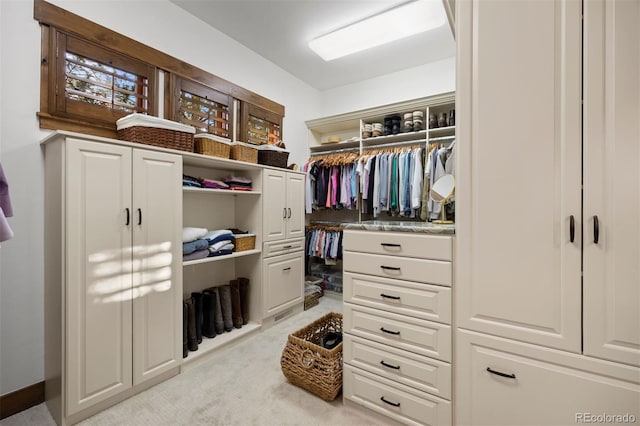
[169,0,456,91]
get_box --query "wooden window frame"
[240,102,283,145]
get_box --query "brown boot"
[185,297,198,352]
[218,285,234,332]
[229,279,243,329]
[238,277,250,325]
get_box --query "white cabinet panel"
[344,252,451,287]
[263,251,303,316]
[65,139,133,415]
[285,172,305,239]
[583,0,640,367]
[263,169,287,242]
[456,0,582,352]
[343,230,452,261]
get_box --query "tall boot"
[238,277,250,325]
[213,287,225,335]
[229,279,243,329]
[218,285,234,332]
[201,290,217,338]
[191,292,203,344]
[182,300,188,358]
[185,297,198,352]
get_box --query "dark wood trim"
[33,0,284,117]
[0,381,45,420]
[38,112,118,139]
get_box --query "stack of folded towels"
[184,174,251,191]
[224,176,252,191]
[183,227,236,261]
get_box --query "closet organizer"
[42,130,305,426]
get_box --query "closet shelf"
[362,129,428,146]
[181,322,262,366]
[428,125,456,135]
[183,187,261,196]
[309,140,360,153]
[183,249,261,267]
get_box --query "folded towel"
[208,234,235,246]
[210,240,235,251]
[200,178,229,190]
[208,248,234,257]
[183,248,209,261]
[183,227,208,243]
[183,238,209,255]
[203,229,233,241]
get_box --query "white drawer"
[344,303,451,362]
[344,335,451,400]
[344,364,452,426]
[344,272,451,324]
[456,330,640,426]
[263,238,304,257]
[344,251,452,287]
[344,230,452,261]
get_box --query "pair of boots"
[217,277,250,330]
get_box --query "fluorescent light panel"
[308,0,446,61]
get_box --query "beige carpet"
[1,296,391,426]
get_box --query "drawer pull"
[380,293,400,300]
[283,245,293,249]
[380,360,400,370]
[380,396,400,407]
[486,367,516,379]
[380,327,400,335]
[283,267,291,272]
[380,266,401,271]
[380,243,401,248]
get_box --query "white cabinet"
[262,251,304,317]
[44,136,182,425]
[263,169,304,242]
[343,229,454,426]
[455,0,640,423]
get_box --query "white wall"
[0,0,455,396]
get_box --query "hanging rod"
[309,146,360,156]
[428,135,456,143]
[361,138,426,150]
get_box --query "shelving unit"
[182,249,261,267]
[183,187,261,196]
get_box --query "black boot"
[238,277,250,325]
[202,290,217,338]
[182,300,188,358]
[185,297,198,352]
[213,287,225,334]
[230,280,243,328]
[191,292,203,344]
[218,285,234,332]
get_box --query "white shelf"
[362,129,428,147]
[309,139,360,153]
[182,322,262,365]
[183,249,261,267]
[428,125,456,135]
[183,187,261,195]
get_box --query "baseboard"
[0,381,45,420]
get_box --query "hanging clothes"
[0,162,14,242]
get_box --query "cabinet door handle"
[380,360,400,370]
[380,293,400,300]
[380,396,400,407]
[569,215,575,243]
[283,245,293,249]
[137,208,142,225]
[288,208,291,218]
[594,215,599,244]
[283,208,287,218]
[380,327,400,335]
[125,208,130,226]
[380,243,401,248]
[283,267,291,271]
[486,367,516,379]
[380,265,401,271]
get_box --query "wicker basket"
[304,293,320,310]
[257,146,289,168]
[116,113,195,152]
[230,142,258,163]
[194,134,231,159]
[280,312,343,401]
[234,234,256,252]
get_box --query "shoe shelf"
[361,129,428,147]
[182,249,262,267]
[183,187,262,196]
[181,322,262,366]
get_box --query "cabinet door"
[132,149,183,385]
[285,172,305,239]
[263,169,286,242]
[456,0,582,351]
[263,252,303,316]
[583,0,640,367]
[65,139,133,415]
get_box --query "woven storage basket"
[304,293,320,310]
[116,113,195,152]
[234,234,256,252]
[257,146,289,168]
[280,312,343,401]
[194,134,231,159]
[230,142,258,163]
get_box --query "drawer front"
[344,251,452,287]
[344,335,451,399]
[456,330,640,426]
[344,230,452,261]
[344,272,451,324]
[263,252,304,316]
[344,303,451,362]
[263,238,304,258]
[344,365,452,426]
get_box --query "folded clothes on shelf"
[183,227,208,243]
[183,174,202,188]
[203,229,235,245]
[183,238,209,255]
[183,248,209,261]
[224,175,252,191]
[199,178,229,190]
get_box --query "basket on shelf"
[116,113,195,152]
[304,293,320,310]
[194,134,231,159]
[280,312,343,401]
[234,234,256,252]
[230,142,258,163]
[257,145,289,168]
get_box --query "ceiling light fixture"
[308,0,446,61]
